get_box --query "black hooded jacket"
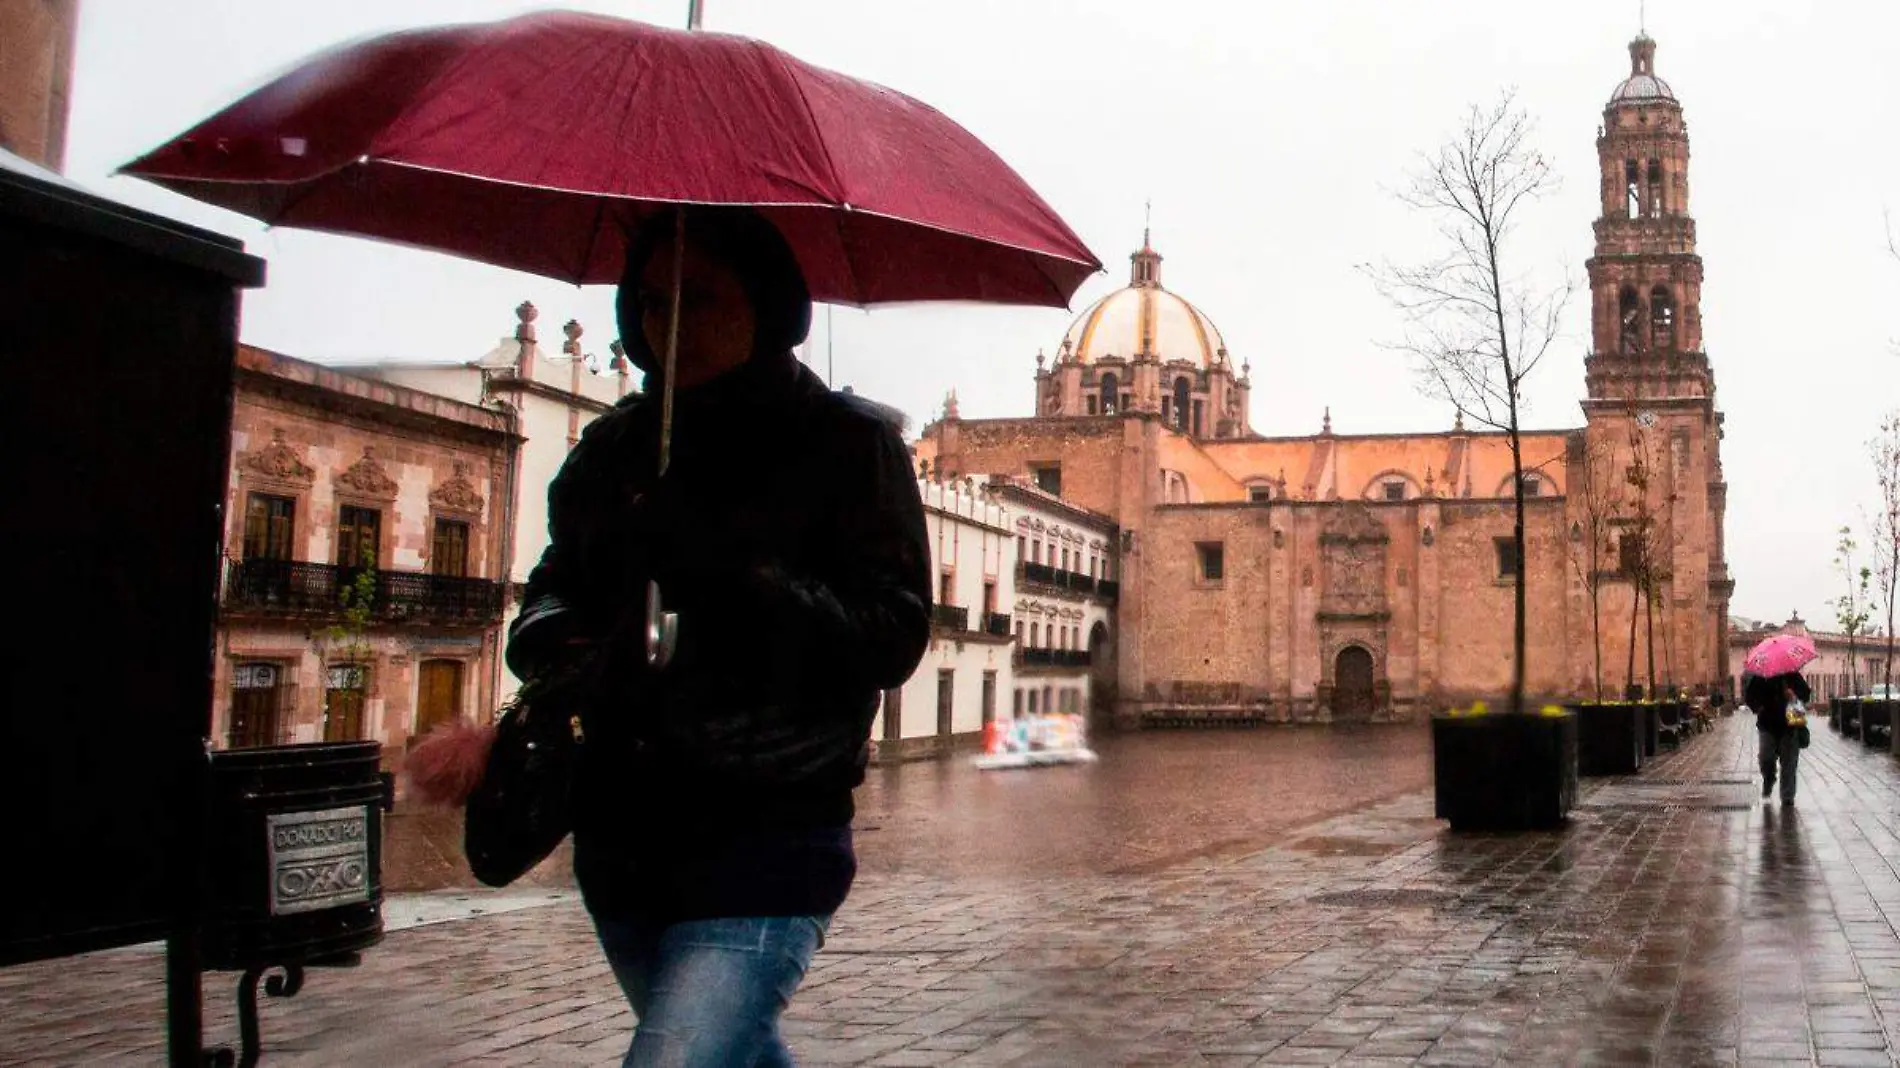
[507,209,932,920]
[1745,671,1811,736]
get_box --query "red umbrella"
[120,10,1099,306]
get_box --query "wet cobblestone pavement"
[3,715,1895,1066]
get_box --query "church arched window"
[1625,160,1641,219]
[1618,287,1642,356]
[1099,371,1119,415]
[1649,286,1675,351]
[1172,378,1190,432]
[1646,160,1664,217]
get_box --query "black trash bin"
[203,741,392,972]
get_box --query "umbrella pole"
[645,207,686,669]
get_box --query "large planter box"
[1838,698,1863,739]
[1863,699,1893,749]
[1571,703,1645,775]
[1641,703,1661,757]
[1432,711,1578,832]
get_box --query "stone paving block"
[3,719,1898,1065]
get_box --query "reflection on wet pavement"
[382,724,1436,890]
[853,725,1435,877]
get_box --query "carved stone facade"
[214,345,520,763]
[917,34,1728,726]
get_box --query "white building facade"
[872,479,1018,760]
[992,478,1120,726]
[871,476,1122,762]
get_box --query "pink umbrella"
[1744,633,1818,678]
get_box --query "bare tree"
[1832,527,1873,697]
[1871,412,1899,695]
[1568,434,1626,699]
[1368,92,1572,714]
[1621,420,1669,698]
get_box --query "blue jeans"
[594,914,827,1067]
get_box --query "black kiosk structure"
[2,154,391,1065]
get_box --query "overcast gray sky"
[66,0,1898,631]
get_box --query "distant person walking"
[1745,671,1811,806]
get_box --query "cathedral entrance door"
[1333,646,1376,723]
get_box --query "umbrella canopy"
[120,10,1099,306]
[1743,634,1818,679]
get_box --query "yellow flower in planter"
[1446,700,1490,718]
[1539,705,1567,718]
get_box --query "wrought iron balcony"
[1019,561,1058,586]
[985,612,1012,637]
[223,559,506,625]
[1017,561,1116,601]
[1018,648,1092,668]
[931,603,970,632]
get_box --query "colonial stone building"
[342,302,634,702]
[918,34,1731,726]
[215,346,518,758]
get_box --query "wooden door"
[1334,646,1376,723]
[416,659,464,738]
[324,663,368,741]
[228,662,284,748]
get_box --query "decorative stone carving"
[1321,504,1389,618]
[244,429,314,484]
[336,447,398,499]
[429,462,485,516]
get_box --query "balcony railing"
[931,603,970,632]
[1016,561,1116,601]
[224,559,506,625]
[1020,561,1058,586]
[984,612,1012,638]
[1018,648,1092,668]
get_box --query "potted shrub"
[1433,702,1578,831]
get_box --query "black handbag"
[464,654,599,887]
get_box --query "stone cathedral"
[916,34,1731,726]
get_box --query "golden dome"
[1058,240,1228,369]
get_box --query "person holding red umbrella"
[505,206,931,1063]
[122,11,1100,1062]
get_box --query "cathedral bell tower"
[1584,34,1710,402]
[1577,33,1732,695]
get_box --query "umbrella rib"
[758,44,848,204]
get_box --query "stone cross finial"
[1322,407,1333,435]
[1453,410,1466,432]
[515,301,538,342]
[944,390,960,420]
[1036,348,1046,370]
